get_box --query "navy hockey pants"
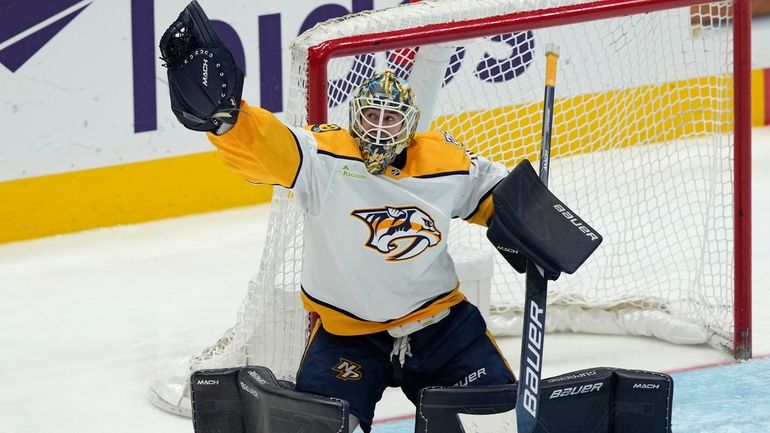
[294,300,516,432]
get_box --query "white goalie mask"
[349,70,420,174]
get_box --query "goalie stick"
[516,44,559,433]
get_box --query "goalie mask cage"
[149,0,751,416]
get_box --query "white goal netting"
[150,0,748,416]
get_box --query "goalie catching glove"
[487,159,603,280]
[159,1,243,132]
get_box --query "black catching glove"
[159,1,243,132]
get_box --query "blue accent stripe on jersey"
[413,170,469,179]
[302,286,373,322]
[317,149,364,163]
[287,127,304,189]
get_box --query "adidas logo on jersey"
[442,131,463,148]
[341,164,367,181]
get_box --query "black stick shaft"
[516,46,558,433]
[539,85,556,186]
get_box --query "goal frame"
[303,0,752,359]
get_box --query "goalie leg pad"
[416,384,517,433]
[486,159,603,279]
[191,366,350,433]
[611,369,674,433]
[541,367,673,433]
[414,367,672,433]
[190,367,246,433]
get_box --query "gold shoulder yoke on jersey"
[305,124,363,161]
[385,131,472,179]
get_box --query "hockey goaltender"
[158,2,674,432]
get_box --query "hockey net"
[150,0,751,416]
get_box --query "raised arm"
[206,103,302,187]
[159,1,301,187]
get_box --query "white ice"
[0,127,768,433]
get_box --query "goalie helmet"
[349,70,420,174]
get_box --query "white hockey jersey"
[208,103,508,336]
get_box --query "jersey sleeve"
[455,153,508,227]
[206,101,339,215]
[206,101,304,188]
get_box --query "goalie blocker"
[487,159,603,280]
[191,366,671,433]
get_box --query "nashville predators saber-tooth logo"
[351,206,441,261]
